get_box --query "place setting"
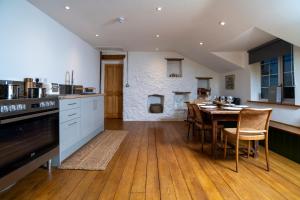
[198,95,249,110]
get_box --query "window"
[283,54,295,100]
[260,58,278,99]
[260,53,295,102]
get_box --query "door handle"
[0,110,59,125]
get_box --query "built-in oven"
[0,97,59,191]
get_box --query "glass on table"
[227,96,233,105]
[220,96,226,103]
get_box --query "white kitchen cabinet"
[57,95,104,164]
[59,118,80,161]
[59,107,80,123]
[59,99,80,111]
[80,96,104,139]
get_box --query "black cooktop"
[0,96,59,118]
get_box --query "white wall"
[220,47,300,126]
[123,52,220,121]
[0,1,100,90]
[219,68,251,104]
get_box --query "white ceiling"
[28,0,300,72]
[213,28,276,52]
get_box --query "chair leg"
[235,140,239,173]
[247,141,251,158]
[220,129,223,143]
[265,139,270,171]
[187,123,191,139]
[223,135,227,159]
[192,123,195,136]
[201,129,205,152]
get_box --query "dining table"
[199,106,259,159]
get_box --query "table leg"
[211,120,218,158]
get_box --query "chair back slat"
[186,102,195,119]
[237,108,272,135]
[192,104,204,124]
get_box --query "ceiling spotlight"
[117,16,125,23]
[219,21,226,26]
[96,34,100,37]
[199,42,204,46]
[156,34,160,38]
[156,7,162,11]
[65,6,70,10]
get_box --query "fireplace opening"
[173,91,191,110]
[148,94,164,113]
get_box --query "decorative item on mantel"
[148,94,164,113]
[196,77,212,98]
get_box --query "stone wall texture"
[123,52,220,121]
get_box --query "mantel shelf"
[172,91,191,94]
[196,77,213,80]
[165,58,184,61]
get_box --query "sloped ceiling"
[28,0,300,72]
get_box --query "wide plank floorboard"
[1,120,300,200]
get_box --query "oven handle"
[0,110,59,125]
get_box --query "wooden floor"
[1,119,300,200]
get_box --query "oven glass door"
[0,112,59,177]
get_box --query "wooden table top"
[200,107,240,115]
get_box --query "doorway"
[104,64,123,118]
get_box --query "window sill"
[247,100,300,108]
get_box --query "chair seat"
[223,128,266,140]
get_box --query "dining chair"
[186,102,195,139]
[192,104,223,152]
[223,108,272,172]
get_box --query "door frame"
[101,56,125,119]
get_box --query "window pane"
[261,88,268,99]
[283,87,295,99]
[270,62,278,74]
[261,64,269,75]
[270,75,278,86]
[261,76,269,87]
[284,72,293,86]
[283,54,292,72]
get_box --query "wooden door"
[104,64,123,118]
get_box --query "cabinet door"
[60,118,80,153]
[60,99,80,111]
[80,97,95,138]
[97,96,104,130]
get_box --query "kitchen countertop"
[58,93,105,99]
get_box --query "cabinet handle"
[68,103,77,106]
[68,122,77,126]
[68,113,77,117]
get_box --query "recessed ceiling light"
[199,42,204,46]
[156,7,162,11]
[219,21,226,26]
[155,48,159,51]
[156,34,160,38]
[65,6,70,10]
[96,34,100,37]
